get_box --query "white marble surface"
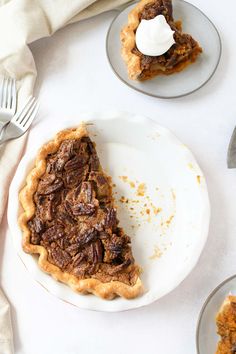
[0,0,235,353]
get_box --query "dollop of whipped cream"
[135,15,175,56]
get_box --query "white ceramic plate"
[106,0,222,98]
[196,275,236,353]
[8,111,210,311]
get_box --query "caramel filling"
[28,137,138,285]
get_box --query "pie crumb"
[149,246,163,260]
[136,183,146,197]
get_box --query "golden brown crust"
[120,0,202,81]
[120,0,152,80]
[216,296,236,353]
[18,124,143,300]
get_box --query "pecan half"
[107,259,132,275]
[57,212,75,225]
[80,228,98,246]
[54,140,74,172]
[87,140,100,171]
[50,247,71,269]
[38,178,64,195]
[72,203,96,216]
[42,225,65,242]
[63,167,86,188]
[28,219,42,245]
[64,153,88,171]
[33,217,45,234]
[73,252,85,267]
[104,208,117,229]
[91,240,103,263]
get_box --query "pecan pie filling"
[131,0,202,79]
[27,137,138,285]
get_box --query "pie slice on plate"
[216,295,236,353]
[120,0,202,80]
[19,125,143,299]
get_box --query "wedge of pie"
[215,295,236,353]
[19,125,143,299]
[121,0,202,80]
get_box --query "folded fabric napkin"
[0,1,133,352]
[0,289,13,354]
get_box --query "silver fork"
[0,77,17,133]
[0,96,39,145]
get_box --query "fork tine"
[19,97,36,125]
[18,97,36,125]
[0,77,5,106]
[1,77,8,108]
[10,79,16,112]
[12,96,34,123]
[22,101,39,130]
[6,78,13,109]
[3,77,9,108]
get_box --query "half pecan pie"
[121,0,202,80]
[216,296,236,353]
[19,125,142,299]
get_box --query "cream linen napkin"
[0,289,13,354]
[0,1,133,352]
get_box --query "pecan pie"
[121,0,202,80]
[19,125,142,299]
[216,296,236,353]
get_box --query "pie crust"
[121,0,202,80]
[18,125,143,300]
[216,295,236,353]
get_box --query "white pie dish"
[8,111,210,311]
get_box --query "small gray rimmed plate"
[196,275,236,353]
[106,0,222,99]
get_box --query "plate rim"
[106,0,222,99]
[8,111,211,312]
[195,273,236,353]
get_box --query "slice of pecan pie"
[121,0,202,80]
[19,125,142,299]
[216,296,236,353]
